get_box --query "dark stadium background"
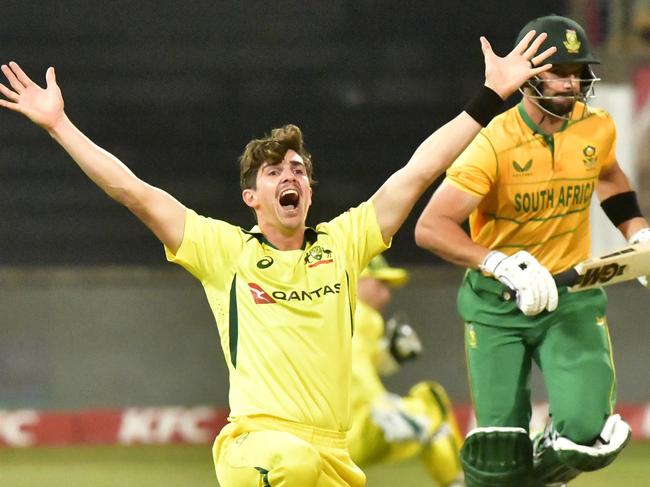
[0,0,564,266]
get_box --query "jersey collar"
[243,226,320,250]
[517,100,569,136]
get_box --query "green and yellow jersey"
[165,201,388,432]
[446,101,616,273]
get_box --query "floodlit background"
[1,1,650,485]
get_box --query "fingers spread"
[531,46,557,67]
[522,32,548,60]
[1,63,24,93]
[480,36,493,54]
[0,98,21,111]
[513,30,536,55]
[8,61,35,87]
[530,63,553,76]
[0,82,19,101]
[46,67,57,88]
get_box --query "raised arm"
[0,62,186,253]
[370,31,556,243]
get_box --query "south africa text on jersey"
[513,181,595,213]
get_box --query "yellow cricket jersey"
[446,101,616,273]
[165,201,388,432]
[350,300,387,413]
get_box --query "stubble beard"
[538,93,576,117]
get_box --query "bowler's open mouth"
[279,189,299,210]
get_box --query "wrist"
[628,227,650,244]
[479,250,508,275]
[463,85,505,127]
[47,112,70,139]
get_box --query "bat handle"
[500,268,581,302]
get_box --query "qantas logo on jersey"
[248,282,342,304]
[248,283,276,304]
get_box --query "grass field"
[1,442,649,486]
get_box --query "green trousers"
[459,270,617,444]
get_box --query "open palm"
[0,62,65,130]
[481,30,556,100]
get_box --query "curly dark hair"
[239,124,314,191]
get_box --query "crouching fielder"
[348,255,464,487]
[414,14,647,487]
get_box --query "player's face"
[536,64,583,117]
[244,149,312,233]
[358,277,392,312]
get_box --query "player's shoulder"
[321,201,373,225]
[190,209,244,233]
[577,102,614,123]
[314,201,378,246]
[478,105,521,139]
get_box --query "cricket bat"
[502,240,650,301]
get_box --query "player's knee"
[554,410,607,445]
[532,414,631,485]
[271,441,322,487]
[409,381,451,421]
[410,381,450,406]
[460,427,532,487]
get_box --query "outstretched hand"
[0,62,65,131]
[481,30,556,100]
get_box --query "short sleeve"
[600,112,617,171]
[164,209,243,282]
[324,201,389,276]
[445,132,497,197]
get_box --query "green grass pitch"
[2,442,649,486]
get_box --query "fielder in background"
[348,255,464,487]
[415,14,649,487]
[0,31,554,487]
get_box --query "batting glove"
[370,393,431,443]
[628,227,650,287]
[377,314,422,376]
[480,250,558,316]
[385,314,422,363]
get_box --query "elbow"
[108,180,145,210]
[414,217,437,252]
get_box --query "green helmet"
[516,14,600,65]
[516,14,600,120]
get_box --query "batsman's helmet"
[516,14,600,118]
[516,14,599,65]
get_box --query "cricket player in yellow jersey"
[415,14,650,487]
[0,32,555,487]
[348,255,464,486]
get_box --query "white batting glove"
[628,228,650,287]
[377,314,423,376]
[480,250,558,316]
[370,393,431,443]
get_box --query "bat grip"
[501,268,581,302]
